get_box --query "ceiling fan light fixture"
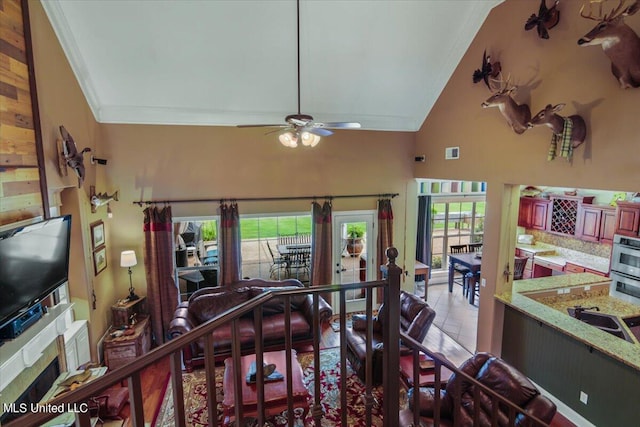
[279,131,298,148]
[300,131,321,147]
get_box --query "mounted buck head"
[481,76,531,134]
[528,104,587,160]
[578,0,640,88]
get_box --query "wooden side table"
[111,296,147,327]
[103,316,151,370]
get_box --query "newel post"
[382,247,401,427]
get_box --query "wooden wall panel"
[0,0,45,226]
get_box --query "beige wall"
[415,0,640,353]
[28,0,416,355]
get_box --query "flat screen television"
[0,215,72,330]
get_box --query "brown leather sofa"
[168,278,332,371]
[400,352,557,427]
[345,290,436,385]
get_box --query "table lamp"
[120,250,139,301]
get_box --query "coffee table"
[399,353,453,389]
[222,350,310,425]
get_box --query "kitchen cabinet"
[576,204,616,244]
[533,258,565,277]
[518,197,550,230]
[547,195,595,236]
[614,201,640,237]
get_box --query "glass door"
[332,212,376,313]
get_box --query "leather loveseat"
[345,290,436,385]
[401,352,557,427]
[168,278,332,371]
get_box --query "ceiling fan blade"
[320,122,362,129]
[237,124,287,128]
[305,127,333,137]
[265,127,291,136]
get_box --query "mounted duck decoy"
[59,125,91,188]
[525,0,560,39]
[472,49,502,91]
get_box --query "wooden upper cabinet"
[576,205,602,242]
[547,195,595,236]
[576,204,616,244]
[600,207,617,244]
[518,197,534,228]
[518,197,550,230]
[530,199,550,230]
[615,202,640,237]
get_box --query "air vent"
[445,147,460,160]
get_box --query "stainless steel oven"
[610,234,640,303]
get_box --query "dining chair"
[449,244,471,295]
[513,256,528,280]
[467,242,483,252]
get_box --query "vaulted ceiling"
[42,0,503,132]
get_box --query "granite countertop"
[515,243,610,274]
[495,273,640,371]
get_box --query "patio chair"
[286,247,311,283]
[266,241,287,279]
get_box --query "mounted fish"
[578,0,640,88]
[525,0,561,39]
[59,125,91,188]
[472,50,502,90]
[90,185,119,214]
[527,104,587,161]
[481,75,532,135]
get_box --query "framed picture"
[90,220,105,249]
[93,245,107,276]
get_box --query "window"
[430,197,485,272]
[174,219,219,301]
[240,214,312,283]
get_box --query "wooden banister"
[4,248,551,427]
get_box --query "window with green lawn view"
[240,214,312,283]
[430,198,485,271]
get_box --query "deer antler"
[580,0,606,20]
[581,0,629,21]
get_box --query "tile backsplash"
[529,230,612,259]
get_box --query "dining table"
[276,243,312,256]
[448,252,482,303]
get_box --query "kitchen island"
[496,273,640,426]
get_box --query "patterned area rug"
[156,347,401,426]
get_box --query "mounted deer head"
[481,76,531,134]
[578,0,640,88]
[528,104,587,160]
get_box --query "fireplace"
[0,357,60,423]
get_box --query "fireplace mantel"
[0,303,73,392]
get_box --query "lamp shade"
[120,250,137,268]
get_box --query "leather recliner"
[345,290,436,385]
[401,352,557,427]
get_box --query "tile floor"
[424,281,479,354]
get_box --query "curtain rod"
[133,193,399,206]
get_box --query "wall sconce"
[90,185,119,215]
[120,250,139,301]
[90,155,108,165]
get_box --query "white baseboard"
[531,380,596,427]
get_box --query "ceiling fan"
[237,0,361,147]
